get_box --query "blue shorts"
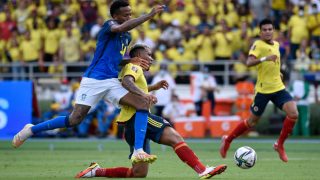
[122,113,171,159]
[250,89,293,116]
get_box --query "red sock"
[278,116,296,145]
[226,119,250,143]
[95,167,133,178]
[173,142,206,174]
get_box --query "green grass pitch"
[1,138,319,179]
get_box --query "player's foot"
[199,164,227,179]
[273,142,288,162]
[12,124,34,148]
[75,162,100,178]
[220,135,230,158]
[131,150,157,164]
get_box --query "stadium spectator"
[90,16,104,39]
[151,64,176,116]
[192,68,219,116]
[5,32,25,80]
[307,3,320,43]
[162,94,186,125]
[52,79,73,114]
[13,0,29,33]
[135,29,156,51]
[195,26,215,66]
[159,19,182,46]
[288,5,309,60]
[59,25,81,73]
[290,73,311,136]
[0,10,16,41]
[42,17,60,71]
[294,39,311,71]
[80,30,96,62]
[80,0,98,32]
[19,30,41,73]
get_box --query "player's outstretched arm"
[246,54,277,67]
[148,80,169,92]
[111,5,165,33]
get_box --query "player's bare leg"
[119,92,157,164]
[274,101,298,162]
[12,104,90,148]
[220,115,259,158]
[160,127,227,179]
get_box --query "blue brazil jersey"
[83,20,131,80]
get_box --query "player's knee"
[288,111,299,120]
[167,128,184,146]
[69,114,85,126]
[135,97,149,110]
[248,118,259,127]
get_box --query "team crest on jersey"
[81,94,87,101]
[131,66,138,73]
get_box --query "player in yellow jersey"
[220,19,298,163]
[75,44,227,179]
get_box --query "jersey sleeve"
[101,20,117,34]
[248,41,260,58]
[122,63,143,81]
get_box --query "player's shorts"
[122,113,171,159]
[75,77,128,108]
[250,89,293,116]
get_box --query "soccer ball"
[234,146,257,169]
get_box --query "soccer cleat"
[131,151,157,164]
[219,135,230,158]
[273,142,288,162]
[12,124,34,148]
[199,164,227,179]
[75,162,100,178]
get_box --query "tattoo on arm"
[122,75,146,97]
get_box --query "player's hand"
[266,55,277,62]
[145,94,158,106]
[154,80,169,90]
[131,57,149,70]
[149,5,165,17]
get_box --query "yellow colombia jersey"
[117,63,148,122]
[248,40,285,94]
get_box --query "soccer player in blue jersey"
[12,0,164,163]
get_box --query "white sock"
[134,148,145,154]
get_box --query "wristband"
[260,57,267,62]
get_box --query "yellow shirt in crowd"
[20,40,39,61]
[288,15,309,44]
[307,13,320,36]
[43,29,60,54]
[59,36,80,62]
[248,40,285,94]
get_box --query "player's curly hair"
[129,44,148,58]
[110,0,129,17]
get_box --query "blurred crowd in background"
[0,0,319,82]
[0,0,319,137]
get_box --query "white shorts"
[75,77,128,107]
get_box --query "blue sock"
[31,116,70,134]
[134,110,149,150]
